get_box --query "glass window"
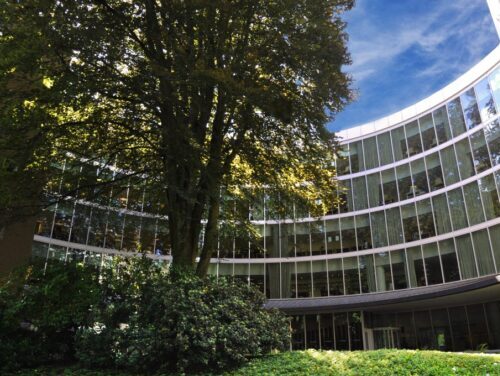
[449,306,471,351]
[249,264,265,294]
[432,194,452,235]
[359,254,377,293]
[433,106,452,144]
[460,88,481,129]
[328,259,344,295]
[391,249,409,290]
[406,121,423,156]
[417,199,435,239]
[386,207,404,245]
[407,246,426,287]
[87,207,108,247]
[155,219,171,255]
[336,147,350,175]
[69,204,91,244]
[426,153,444,191]
[447,97,467,137]
[341,217,357,252]
[105,210,125,249]
[367,172,382,208]
[377,131,394,165]
[470,130,492,173]
[439,239,461,282]
[381,168,398,204]
[355,214,372,250]
[338,180,353,213]
[410,158,429,196]
[122,214,141,251]
[397,164,413,201]
[295,223,310,257]
[439,146,460,186]
[127,178,144,212]
[349,141,364,173]
[447,189,468,230]
[463,182,485,226]
[423,243,442,285]
[472,230,495,276]
[363,137,379,170]
[266,263,280,299]
[34,206,56,237]
[334,312,349,350]
[343,257,360,295]
[479,175,500,220]
[296,261,312,298]
[475,77,497,122]
[455,138,475,179]
[455,234,477,279]
[52,202,73,241]
[311,221,325,256]
[431,309,452,351]
[467,304,490,350]
[484,120,500,166]
[325,219,341,254]
[401,203,419,242]
[140,217,157,254]
[488,224,500,273]
[352,176,368,210]
[370,211,387,248]
[489,66,500,111]
[375,252,392,291]
[312,260,328,297]
[391,126,408,161]
[419,114,437,150]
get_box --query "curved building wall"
[32,46,500,301]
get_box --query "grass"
[5,349,500,376]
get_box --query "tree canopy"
[0,0,353,275]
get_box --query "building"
[29,2,500,351]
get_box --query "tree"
[0,0,353,276]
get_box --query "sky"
[328,0,500,132]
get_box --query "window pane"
[426,153,444,191]
[470,130,492,173]
[419,114,437,150]
[312,260,328,297]
[479,175,500,220]
[343,257,360,295]
[336,147,350,175]
[475,77,497,122]
[461,88,481,129]
[401,203,419,242]
[488,224,500,273]
[339,180,353,213]
[325,219,341,254]
[406,121,423,156]
[485,120,500,166]
[355,214,372,250]
[455,138,475,179]
[392,127,408,161]
[455,234,477,279]
[295,223,310,257]
[296,261,312,298]
[463,182,485,226]
[397,164,413,201]
[472,230,495,276]
[370,211,387,248]
[417,199,435,239]
[363,136,379,170]
[381,168,398,204]
[350,141,364,173]
[447,97,466,137]
[367,172,382,208]
[448,189,468,230]
[407,246,426,287]
[352,176,368,210]
[433,106,452,144]
[386,207,404,245]
[410,158,429,196]
[391,249,409,289]
[311,221,325,256]
[423,243,442,285]
[341,217,357,252]
[359,254,377,293]
[489,66,500,111]
[439,239,461,282]
[432,194,452,235]
[439,146,460,186]
[377,132,394,165]
[375,252,392,291]
[328,259,344,295]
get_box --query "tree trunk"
[196,195,220,277]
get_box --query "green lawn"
[6,349,500,376]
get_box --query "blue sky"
[328,0,499,132]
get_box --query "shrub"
[76,258,290,373]
[0,259,101,370]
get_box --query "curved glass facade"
[31,45,500,351]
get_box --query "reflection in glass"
[417,199,435,239]
[328,259,344,295]
[488,225,500,273]
[386,207,404,245]
[312,260,329,297]
[350,141,364,173]
[479,175,500,220]
[461,88,481,129]
[375,252,392,291]
[426,153,444,191]
[352,176,368,210]
[355,215,372,250]
[407,246,426,287]
[406,121,423,156]
[341,217,357,252]
[455,234,477,279]
[447,98,467,137]
[423,243,442,285]
[296,262,312,297]
[489,66,500,110]
[382,168,398,204]
[311,221,325,255]
[344,257,360,295]
[367,172,382,207]
[410,158,429,196]
[338,180,353,213]
[472,230,495,276]
[470,130,492,173]
[475,77,497,122]
[295,223,310,257]
[325,219,341,254]
[463,182,485,226]
[391,250,409,289]
[439,146,460,186]
[370,211,387,248]
[432,194,452,235]
[336,147,350,175]
[359,254,376,293]
[447,189,468,230]
[401,203,419,242]
[455,138,475,179]
[397,164,413,201]
[485,120,500,166]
